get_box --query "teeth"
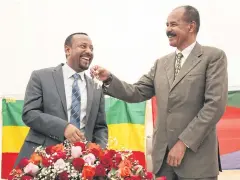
[82,57,89,60]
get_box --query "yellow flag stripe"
[107,123,145,152]
[2,126,29,153]
[2,124,145,153]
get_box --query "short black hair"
[64,32,88,47]
[178,5,200,33]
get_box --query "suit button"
[168,109,171,113]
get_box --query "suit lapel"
[170,43,203,92]
[164,53,176,87]
[85,75,94,123]
[52,64,68,119]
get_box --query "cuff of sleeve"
[182,140,189,148]
[103,73,113,86]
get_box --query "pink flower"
[71,146,82,158]
[23,162,39,176]
[54,159,66,170]
[83,153,96,165]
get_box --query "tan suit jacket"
[104,43,228,178]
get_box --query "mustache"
[81,53,93,58]
[166,31,176,37]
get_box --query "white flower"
[54,159,66,171]
[71,146,82,158]
[24,162,39,176]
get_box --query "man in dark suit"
[15,32,108,167]
[91,6,227,180]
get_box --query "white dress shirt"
[62,63,87,129]
[176,41,196,67]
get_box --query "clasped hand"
[64,124,85,143]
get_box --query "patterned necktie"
[70,73,81,129]
[174,52,184,79]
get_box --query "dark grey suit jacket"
[14,64,108,167]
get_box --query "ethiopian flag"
[1,97,149,179]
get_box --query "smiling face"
[65,34,94,72]
[166,7,196,51]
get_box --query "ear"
[65,45,71,57]
[189,21,196,33]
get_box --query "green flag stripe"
[2,99,25,126]
[3,90,240,127]
[105,98,146,125]
[2,97,146,126]
[228,91,240,108]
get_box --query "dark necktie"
[70,73,81,129]
[174,52,183,79]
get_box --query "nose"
[166,26,172,33]
[85,47,93,55]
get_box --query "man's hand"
[64,124,85,143]
[90,65,110,81]
[167,140,187,167]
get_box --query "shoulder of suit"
[31,63,64,75]
[154,52,174,64]
[201,45,226,57]
[31,67,55,75]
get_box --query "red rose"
[145,172,154,179]
[100,155,112,170]
[53,152,67,162]
[18,158,29,169]
[105,150,116,158]
[72,158,85,171]
[112,153,122,168]
[95,164,106,177]
[21,175,34,180]
[74,142,86,151]
[45,145,54,154]
[90,148,100,158]
[58,171,69,180]
[42,157,51,167]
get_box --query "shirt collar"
[63,63,85,80]
[176,41,196,58]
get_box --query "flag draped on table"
[1,97,148,179]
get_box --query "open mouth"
[168,35,176,38]
[80,56,92,67]
[81,56,90,61]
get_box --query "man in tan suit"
[91,5,228,180]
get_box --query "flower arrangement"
[9,140,156,180]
